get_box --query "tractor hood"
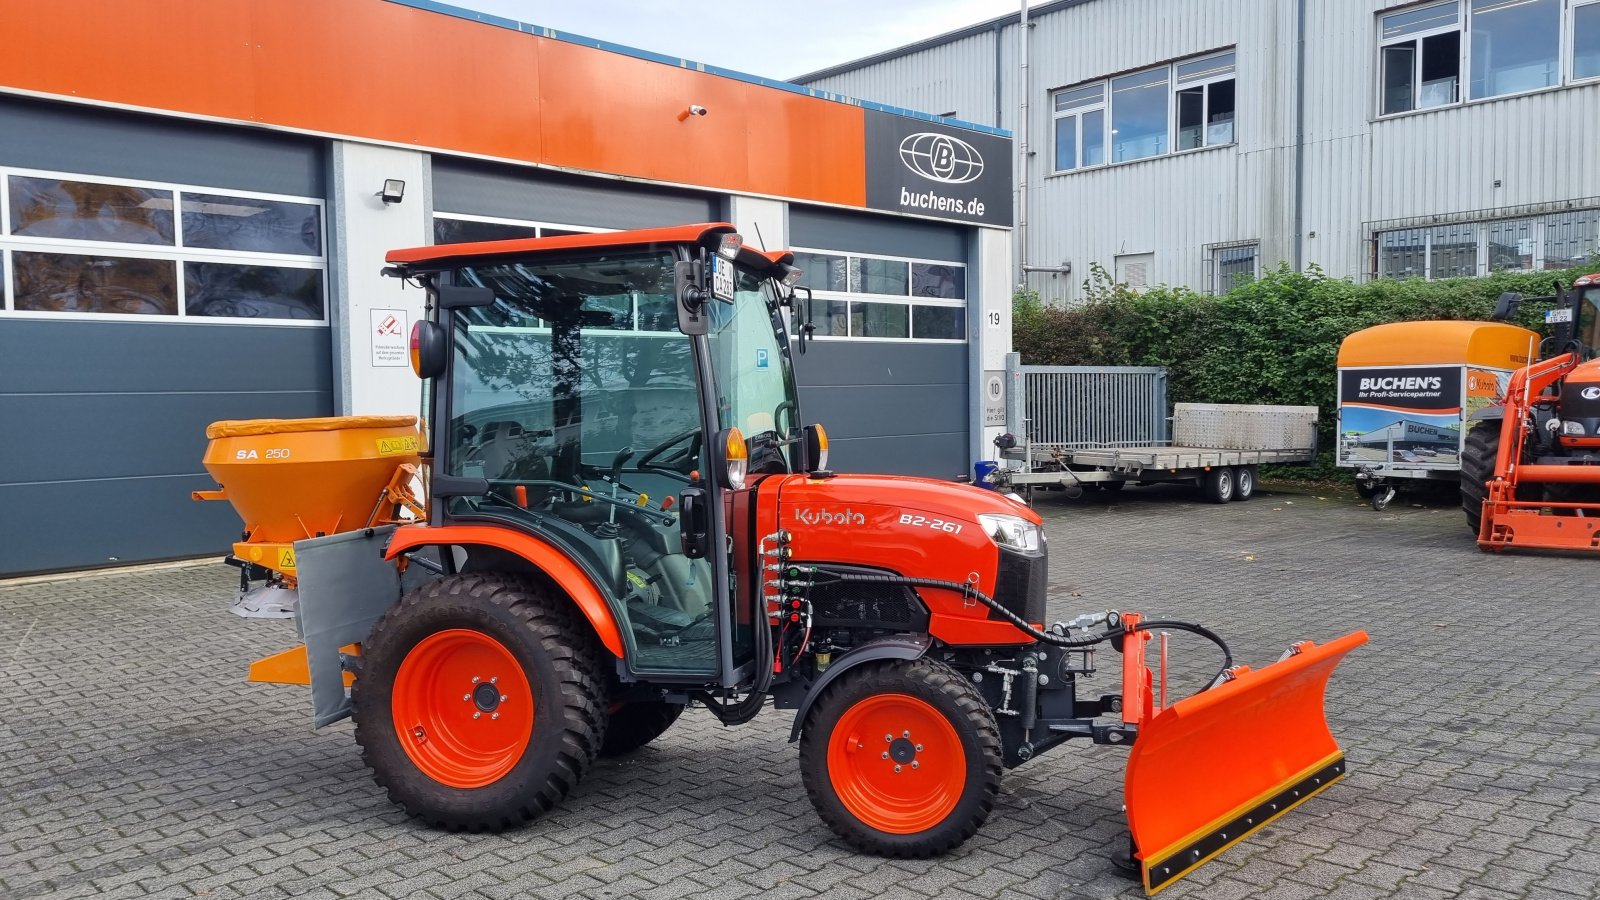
[773,472,1041,527]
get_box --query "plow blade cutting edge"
[1124,630,1369,894]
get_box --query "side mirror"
[792,285,817,354]
[1491,291,1523,321]
[677,486,709,559]
[410,320,447,379]
[674,260,709,336]
[803,423,830,473]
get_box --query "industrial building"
[0,0,1014,576]
[796,0,1600,302]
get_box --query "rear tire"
[1461,420,1500,534]
[1233,466,1256,501]
[1201,467,1235,503]
[599,701,685,756]
[353,572,608,831]
[799,658,1002,858]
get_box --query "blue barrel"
[973,460,999,490]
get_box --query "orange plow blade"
[1125,630,1368,894]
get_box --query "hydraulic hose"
[797,568,1234,693]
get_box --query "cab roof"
[386,222,788,272]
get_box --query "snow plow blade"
[1125,630,1368,894]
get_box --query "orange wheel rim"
[391,628,534,789]
[827,692,965,834]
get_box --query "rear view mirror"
[674,260,709,336]
[1491,291,1522,321]
[791,285,817,354]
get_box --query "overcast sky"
[452,0,1023,81]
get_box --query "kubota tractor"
[196,224,1365,894]
[1464,273,1600,552]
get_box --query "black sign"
[1339,366,1462,413]
[863,110,1012,227]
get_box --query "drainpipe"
[1293,0,1307,271]
[1017,0,1030,287]
[993,21,1005,129]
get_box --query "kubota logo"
[794,507,866,527]
[899,133,985,184]
[1582,387,1600,400]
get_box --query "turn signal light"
[725,427,749,489]
[409,321,425,377]
[718,233,744,260]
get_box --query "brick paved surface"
[2,483,1598,900]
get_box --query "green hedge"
[1013,261,1600,479]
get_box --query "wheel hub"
[888,737,917,764]
[472,681,502,713]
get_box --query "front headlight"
[976,514,1044,553]
[1563,420,1587,436]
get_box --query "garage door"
[0,97,330,576]
[788,207,970,479]
[432,159,717,238]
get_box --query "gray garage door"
[431,159,717,240]
[788,207,970,480]
[0,97,331,576]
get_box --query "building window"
[1377,0,1595,116]
[1205,241,1259,292]
[432,212,605,245]
[1,168,326,323]
[790,248,965,342]
[1375,207,1600,279]
[1051,48,1235,173]
[1576,1,1600,80]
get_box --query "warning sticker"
[277,547,297,571]
[377,436,420,456]
[371,308,408,367]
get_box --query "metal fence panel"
[1005,353,1169,447]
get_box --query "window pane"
[185,262,325,320]
[1485,218,1536,271]
[1470,0,1560,99]
[1378,228,1428,278]
[183,193,321,255]
[1055,113,1078,170]
[1110,69,1169,162]
[1082,109,1106,166]
[793,252,848,292]
[911,262,965,299]
[850,301,909,338]
[848,257,909,295]
[1177,87,1205,150]
[1054,84,1104,112]
[1431,223,1478,278]
[912,305,965,340]
[538,228,583,238]
[1176,51,1236,83]
[1419,31,1461,107]
[814,298,850,336]
[1544,210,1600,269]
[1208,80,1236,144]
[1382,1,1459,40]
[1383,43,1418,115]
[12,252,177,315]
[8,176,174,245]
[433,217,541,244]
[1216,245,1258,286]
[1577,4,1600,80]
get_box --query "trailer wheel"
[1200,467,1235,503]
[799,658,1002,858]
[352,572,608,831]
[1233,466,1256,501]
[599,701,684,756]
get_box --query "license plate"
[1546,307,1574,323]
[710,256,737,303]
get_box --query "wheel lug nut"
[490,676,498,684]
[915,744,923,752]
[473,712,481,719]
[884,734,892,742]
[902,731,910,738]
[492,712,499,720]
[894,765,902,773]
[500,695,508,703]
[912,761,920,769]
[471,676,480,684]
[463,694,471,702]
[881,752,889,759]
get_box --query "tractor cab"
[385,224,808,682]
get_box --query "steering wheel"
[637,428,702,478]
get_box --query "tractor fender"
[787,633,932,742]
[385,523,626,657]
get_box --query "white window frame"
[432,210,612,239]
[1376,1,1463,116]
[1173,51,1238,153]
[1573,0,1600,83]
[0,165,328,326]
[790,246,966,344]
[1051,47,1236,175]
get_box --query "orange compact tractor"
[1466,274,1600,552]
[197,224,1366,894]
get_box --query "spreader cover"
[1125,630,1369,894]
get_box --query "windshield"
[707,264,800,471]
[1580,288,1600,356]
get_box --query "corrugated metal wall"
[802,0,1600,299]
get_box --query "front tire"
[799,659,1002,858]
[352,572,608,831]
[1461,420,1500,534]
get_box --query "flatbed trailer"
[994,357,1317,502]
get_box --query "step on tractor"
[195,224,1366,894]
[1464,274,1600,553]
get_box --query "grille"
[992,546,1048,624]
[804,577,928,631]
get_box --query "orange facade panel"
[0,0,864,205]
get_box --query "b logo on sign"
[899,133,985,184]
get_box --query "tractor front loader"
[1465,274,1600,552]
[197,224,1366,894]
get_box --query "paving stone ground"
[2,482,1598,900]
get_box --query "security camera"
[688,105,708,117]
